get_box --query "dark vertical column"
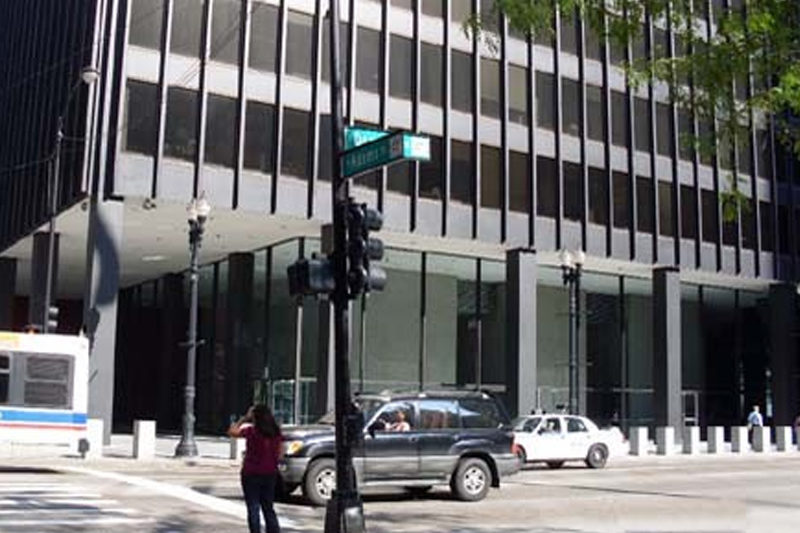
[768,283,798,425]
[505,248,537,417]
[314,300,333,416]
[226,252,254,419]
[0,258,16,330]
[29,231,58,329]
[652,266,682,429]
[84,199,124,441]
[158,273,185,428]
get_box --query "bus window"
[0,354,8,403]
[24,355,71,408]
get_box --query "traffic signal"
[46,305,59,332]
[347,200,386,297]
[287,255,335,297]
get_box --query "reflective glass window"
[210,0,241,65]
[164,87,198,161]
[587,85,605,142]
[537,156,557,218]
[536,72,555,130]
[509,151,529,214]
[509,65,528,126]
[421,43,443,106]
[589,168,608,225]
[451,50,473,113]
[480,145,501,209]
[286,11,314,79]
[390,35,413,99]
[562,78,580,136]
[356,27,381,93]
[129,0,163,50]
[451,140,474,204]
[249,3,279,72]
[680,184,697,239]
[701,189,719,243]
[243,100,276,173]
[124,80,158,156]
[481,58,501,119]
[171,0,203,57]
[636,177,654,233]
[205,94,237,167]
[658,181,674,236]
[611,91,628,147]
[613,171,630,229]
[634,97,651,152]
[420,136,444,200]
[281,108,311,179]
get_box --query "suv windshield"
[316,397,386,425]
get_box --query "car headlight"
[285,440,304,456]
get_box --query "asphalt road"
[1,454,798,532]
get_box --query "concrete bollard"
[656,427,675,455]
[731,426,749,453]
[230,437,245,460]
[629,426,649,456]
[133,420,156,460]
[775,427,792,452]
[707,426,726,454]
[682,426,700,454]
[752,426,771,452]
[83,419,104,459]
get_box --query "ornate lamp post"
[559,249,585,415]
[175,194,211,458]
[42,66,100,333]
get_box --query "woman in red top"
[228,404,284,533]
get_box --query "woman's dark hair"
[252,404,281,438]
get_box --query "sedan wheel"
[585,444,608,469]
[304,458,336,506]
[451,458,491,502]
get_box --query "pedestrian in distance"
[747,404,763,446]
[228,404,284,533]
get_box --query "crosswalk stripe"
[0,507,139,515]
[0,517,153,526]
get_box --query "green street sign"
[341,130,431,178]
[344,126,389,150]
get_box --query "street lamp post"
[175,195,211,458]
[560,249,585,415]
[42,66,100,333]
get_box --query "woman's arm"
[227,407,253,438]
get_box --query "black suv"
[278,390,520,505]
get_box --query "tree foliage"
[469,0,800,218]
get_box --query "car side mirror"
[538,428,546,435]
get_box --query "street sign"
[341,130,431,178]
[344,126,389,150]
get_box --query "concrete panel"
[506,214,529,248]
[133,420,156,460]
[417,200,442,237]
[116,154,154,197]
[775,426,792,452]
[535,217,557,252]
[505,249,537,417]
[707,426,725,454]
[682,426,700,454]
[586,225,605,257]
[237,172,271,213]
[611,229,631,259]
[159,160,195,202]
[478,209,501,243]
[653,267,682,430]
[629,426,649,456]
[447,203,472,240]
[752,426,771,452]
[203,166,235,210]
[657,237,675,266]
[731,426,748,453]
[656,426,676,455]
[636,234,653,264]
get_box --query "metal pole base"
[323,493,366,533]
[174,438,198,458]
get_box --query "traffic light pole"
[324,0,365,531]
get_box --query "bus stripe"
[0,422,85,431]
[0,409,87,424]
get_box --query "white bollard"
[230,437,245,460]
[707,426,726,454]
[83,419,104,459]
[775,427,792,452]
[656,427,675,455]
[133,420,156,460]
[752,426,771,452]
[731,426,749,453]
[629,426,649,456]
[682,426,700,454]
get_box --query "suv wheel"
[585,444,608,469]
[304,458,336,506]
[515,446,527,465]
[451,458,491,502]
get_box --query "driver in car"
[388,410,410,432]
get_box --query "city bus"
[0,331,89,450]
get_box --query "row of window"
[124,79,777,252]
[128,2,770,176]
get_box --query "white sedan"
[512,414,626,469]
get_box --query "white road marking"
[0,516,152,526]
[64,466,300,529]
[0,507,139,515]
